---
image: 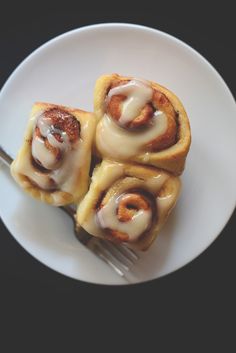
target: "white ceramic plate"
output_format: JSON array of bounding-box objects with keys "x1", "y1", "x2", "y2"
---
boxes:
[{"x1": 0, "y1": 23, "x2": 236, "y2": 285}]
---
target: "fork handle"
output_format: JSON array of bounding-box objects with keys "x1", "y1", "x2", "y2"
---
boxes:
[
  {"x1": 60, "y1": 205, "x2": 76, "y2": 218},
  {"x1": 0, "y1": 146, "x2": 13, "y2": 167}
]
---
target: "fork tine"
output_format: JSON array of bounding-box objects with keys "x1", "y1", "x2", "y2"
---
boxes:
[
  {"x1": 92, "y1": 243, "x2": 127, "y2": 279},
  {"x1": 75, "y1": 227, "x2": 139, "y2": 271},
  {"x1": 100, "y1": 240, "x2": 130, "y2": 270},
  {"x1": 116, "y1": 243, "x2": 139, "y2": 261},
  {"x1": 98, "y1": 240, "x2": 130, "y2": 271},
  {"x1": 100, "y1": 239, "x2": 135, "y2": 267}
]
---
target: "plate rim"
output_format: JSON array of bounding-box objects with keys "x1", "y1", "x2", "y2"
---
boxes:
[{"x1": 1, "y1": 22, "x2": 235, "y2": 106}]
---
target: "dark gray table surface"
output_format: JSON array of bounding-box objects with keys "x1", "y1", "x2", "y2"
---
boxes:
[{"x1": 0, "y1": 3, "x2": 235, "y2": 319}]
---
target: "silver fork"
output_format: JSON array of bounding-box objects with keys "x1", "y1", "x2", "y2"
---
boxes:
[{"x1": 0, "y1": 146, "x2": 138, "y2": 282}]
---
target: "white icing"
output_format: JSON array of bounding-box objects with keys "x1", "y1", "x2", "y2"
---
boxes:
[
  {"x1": 37, "y1": 115, "x2": 51, "y2": 136},
  {"x1": 32, "y1": 113, "x2": 71, "y2": 170},
  {"x1": 32, "y1": 135, "x2": 58, "y2": 170},
  {"x1": 145, "y1": 174, "x2": 169, "y2": 194},
  {"x1": 38, "y1": 115, "x2": 69, "y2": 148},
  {"x1": 157, "y1": 194, "x2": 176, "y2": 216},
  {"x1": 96, "y1": 111, "x2": 167, "y2": 159},
  {"x1": 22, "y1": 139, "x2": 83, "y2": 191},
  {"x1": 47, "y1": 131, "x2": 68, "y2": 150},
  {"x1": 82, "y1": 216, "x2": 105, "y2": 239},
  {"x1": 27, "y1": 170, "x2": 54, "y2": 190},
  {"x1": 108, "y1": 79, "x2": 153, "y2": 125},
  {"x1": 97, "y1": 195, "x2": 152, "y2": 242},
  {"x1": 51, "y1": 140, "x2": 81, "y2": 188},
  {"x1": 93, "y1": 162, "x2": 124, "y2": 187}
]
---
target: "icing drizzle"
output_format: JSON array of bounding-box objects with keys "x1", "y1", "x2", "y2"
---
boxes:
[{"x1": 108, "y1": 79, "x2": 153, "y2": 125}]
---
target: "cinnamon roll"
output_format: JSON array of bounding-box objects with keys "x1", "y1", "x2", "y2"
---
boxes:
[
  {"x1": 11, "y1": 102, "x2": 96, "y2": 206},
  {"x1": 77, "y1": 160, "x2": 181, "y2": 250},
  {"x1": 94, "y1": 74, "x2": 191, "y2": 175}
]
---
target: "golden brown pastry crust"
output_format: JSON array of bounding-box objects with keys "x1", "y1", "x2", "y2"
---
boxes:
[
  {"x1": 94, "y1": 73, "x2": 191, "y2": 175},
  {"x1": 10, "y1": 102, "x2": 96, "y2": 206},
  {"x1": 76, "y1": 160, "x2": 181, "y2": 250}
]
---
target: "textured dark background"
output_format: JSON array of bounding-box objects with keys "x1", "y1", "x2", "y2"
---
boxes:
[{"x1": 0, "y1": 1, "x2": 235, "y2": 345}]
